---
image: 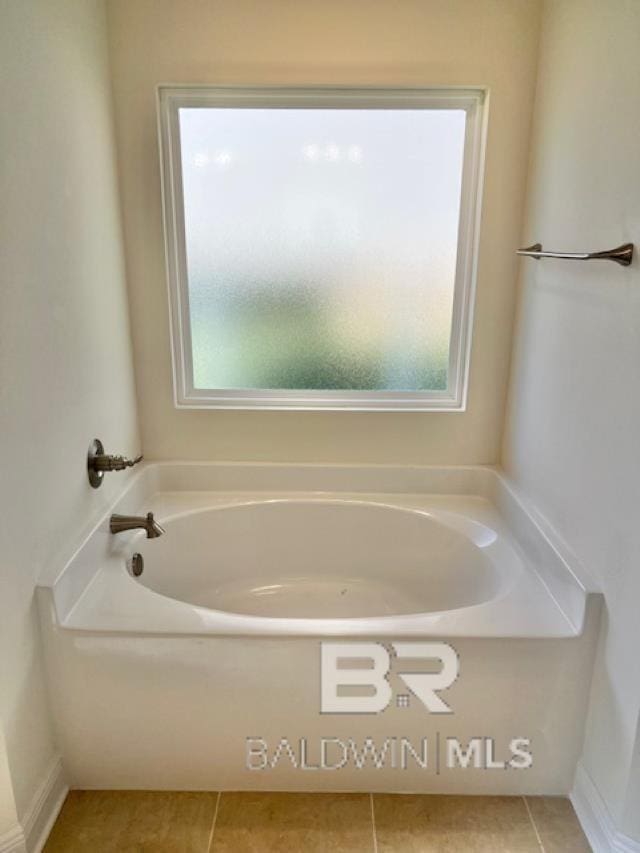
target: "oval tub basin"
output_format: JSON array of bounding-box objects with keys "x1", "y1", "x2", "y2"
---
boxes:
[{"x1": 136, "y1": 500, "x2": 505, "y2": 619}]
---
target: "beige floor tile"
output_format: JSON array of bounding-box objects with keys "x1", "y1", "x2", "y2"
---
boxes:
[
  {"x1": 43, "y1": 790, "x2": 218, "y2": 853},
  {"x1": 210, "y1": 792, "x2": 374, "y2": 852},
  {"x1": 526, "y1": 796, "x2": 591, "y2": 852},
  {"x1": 373, "y1": 794, "x2": 542, "y2": 852}
]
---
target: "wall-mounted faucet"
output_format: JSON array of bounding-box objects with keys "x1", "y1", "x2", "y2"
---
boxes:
[
  {"x1": 88, "y1": 438, "x2": 143, "y2": 488},
  {"x1": 110, "y1": 512, "x2": 165, "y2": 539}
]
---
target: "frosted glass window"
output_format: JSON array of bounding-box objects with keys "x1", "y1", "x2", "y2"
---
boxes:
[{"x1": 159, "y1": 89, "x2": 485, "y2": 410}]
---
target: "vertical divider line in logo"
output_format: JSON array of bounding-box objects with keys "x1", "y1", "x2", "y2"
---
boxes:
[{"x1": 436, "y1": 732, "x2": 441, "y2": 775}]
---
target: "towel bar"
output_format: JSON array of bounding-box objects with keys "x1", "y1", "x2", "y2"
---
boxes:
[{"x1": 517, "y1": 242, "x2": 633, "y2": 266}]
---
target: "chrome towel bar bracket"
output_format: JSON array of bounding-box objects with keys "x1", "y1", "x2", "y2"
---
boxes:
[{"x1": 517, "y1": 242, "x2": 634, "y2": 266}]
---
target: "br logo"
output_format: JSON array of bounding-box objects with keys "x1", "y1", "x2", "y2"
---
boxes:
[{"x1": 321, "y1": 642, "x2": 460, "y2": 714}]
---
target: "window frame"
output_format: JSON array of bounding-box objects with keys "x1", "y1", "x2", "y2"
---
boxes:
[{"x1": 157, "y1": 86, "x2": 487, "y2": 411}]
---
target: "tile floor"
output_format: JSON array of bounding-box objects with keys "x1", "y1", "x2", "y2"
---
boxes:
[{"x1": 44, "y1": 791, "x2": 591, "y2": 852}]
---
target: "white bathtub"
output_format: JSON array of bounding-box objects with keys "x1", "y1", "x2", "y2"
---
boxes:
[
  {"x1": 136, "y1": 498, "x2": 509, "y2": 620},
  {"x1": 37, "y1": 463, "x2": 601, "y2": 794}
]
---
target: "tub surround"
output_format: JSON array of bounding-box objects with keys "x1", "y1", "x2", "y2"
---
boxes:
[
  {"x1": 38, "y1": 462, "x2": 596, "y2": 639},
  {"x1": 37, "y1": 463, "x2": 600, "y2": 795},
  {"x1": 41, "y1": 464, "x2": 590, "y2": 639}
]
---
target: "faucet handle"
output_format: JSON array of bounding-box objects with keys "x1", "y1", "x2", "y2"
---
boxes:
[
  {"x1": 88, "y1": 439, "x2": 143, "y2": 488},
  {"x1": 93, "y1": 454, "x2": 143, "y2": 472}
]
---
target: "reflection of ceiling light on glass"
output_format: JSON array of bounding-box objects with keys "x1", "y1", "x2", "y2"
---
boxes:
[
  {"x1": 302, "y1": 144, "x2": 363, "y2": 163},
  {"x1": 214, "y1": 150, "x2": 232, "y2": 168},
  {"x1": 193, "y1": 152, "x2": 209, "y2": 168}
]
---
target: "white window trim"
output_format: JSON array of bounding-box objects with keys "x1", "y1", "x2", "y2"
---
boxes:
[{"x1": 157, "y1": 86, "x2": 488, "y2": 412}]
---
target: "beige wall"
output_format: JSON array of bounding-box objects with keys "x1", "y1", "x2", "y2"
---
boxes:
[
  {"x1": 0, "y1": 0, "x2": 139, "y2": 825},
  {"x1": 503, "y1": 0, "x2": 640, "y2": 840},
  {"x1": 107, "y1": 0, "x2": 541, "y2": 464}
]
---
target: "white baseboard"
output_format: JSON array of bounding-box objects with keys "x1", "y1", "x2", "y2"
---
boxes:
[
  {"x1": 0, "y1": 757, "x2": 68, "y2": 853},
  {"x1": 0, "y1": 826, "x2": 26, "y2": 853},
  {"x1": 572, "y1": 762, "x2": 640, "y2": 853},
  {"x1": 4, "y1": 756, "x2": 639, "y2": 853},
  {"x1": 23, "y1": 756, "x2": 68, "y2": 852}
]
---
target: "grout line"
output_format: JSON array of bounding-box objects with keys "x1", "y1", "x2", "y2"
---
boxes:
[
  {"x1": 370, "y1": 793, "x2": 378, "y2": 853},
  {"x1": 206, "y1": 791, "x2": 221, "y2": 853},
  {"x1": 523, "y1": 796, "x2": 545, "y2": 853}
]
